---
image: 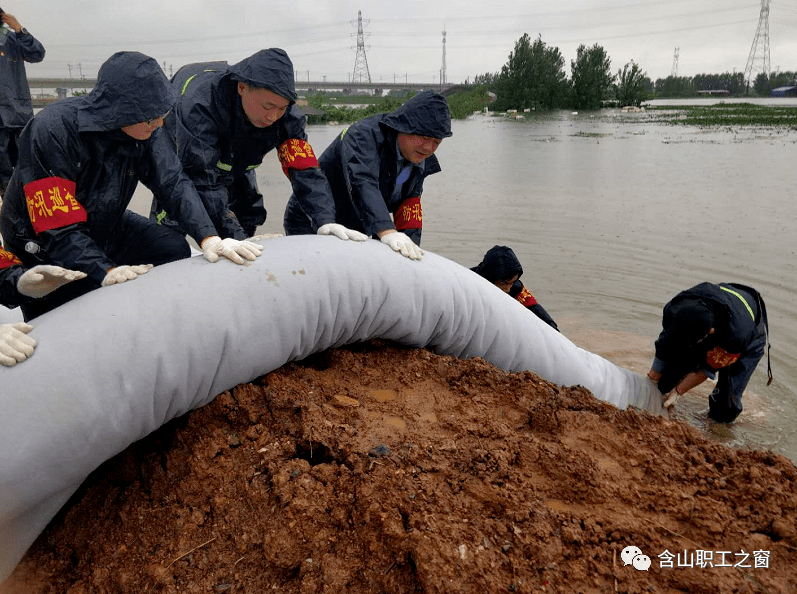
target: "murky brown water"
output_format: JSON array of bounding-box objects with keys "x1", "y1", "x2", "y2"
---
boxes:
[{"x1": 130, "y1": 105, "x2": 797, "y2": 461}]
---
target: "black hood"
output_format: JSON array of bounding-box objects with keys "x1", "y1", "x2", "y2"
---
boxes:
[
  {"x1": 227, "y1": 48, "x2": 296, "y2": 103},
  {"x1": 77, "y1": 51, "x2": 176, "y2": 132},
  {"x1": 381, "y1": 91, "x2": 452, "y2": 138},
  {"x1": 656, "y1": 297, "x2": 716, "y2": 362},
  {"x1": 472, "y1": 246, "x2": 523, "y2": 283}
]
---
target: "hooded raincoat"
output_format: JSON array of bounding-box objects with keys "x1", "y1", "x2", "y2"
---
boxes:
[
  {"x1": 0, "y1": 23, "x2": 45, "y2": 189},
  {"x1": 472, "y1": 245, "x2": 559, "y2": 331},
  {"x1": 652, "y1": 282, "x2": 771, "y2": 422},
  {"x1": 0, "y1": 51, "x2": 218, "y2": 320},
  {"x1": 283, "y1": 91, "x2": 452, "y2": 246},
  {"x1": 150, "y1": 48, "x2": 335, "y2": 240}
]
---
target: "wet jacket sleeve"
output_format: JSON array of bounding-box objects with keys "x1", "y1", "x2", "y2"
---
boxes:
[
  {"x1": 338, "y1": 125, "x2": 394, "y2": 237},
  {"x1": 139, "y1": 131, "x2": 218, "y2": 245},
  {"x1": 530, "y1": 304, "x2": 559, "y2": 331},
  {"x1": 277, "y1": 106, "x2": 336, "y2": 228},
  {"x1": 16, "y1": 119, "x2": 118, "y2": 284},
  {"x1": 513, "y1": 281, "x2": 559, "y2": 331},
  {"x1": 7, "y1": 29, "x2": 45, "y2": 63},
  {"x1": 0, "y1": 264, "x2": 26, "y2": 309},
  {"x1": 174, "y1": 102, "x2": 247, "y2": 240}
]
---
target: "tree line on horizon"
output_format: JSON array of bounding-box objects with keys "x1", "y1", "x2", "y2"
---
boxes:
[{"x1": 467, "y1": 33, "x2": 796, "y2": 112}]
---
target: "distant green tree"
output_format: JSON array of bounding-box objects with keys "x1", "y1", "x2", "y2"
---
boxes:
[
  {"x1": 768, "y1": 70, "x2": 797, "y2": 89},
  {"x1": 614, "y1": 61, "x2": 648, "y2": 107},
  {"x1": 753, "y1": 72, "x2": 771, "y2": 96},
  {"x1": 445, "y1": 86, "x2": 492, "y2": 119},
  {"x1": 654, "y1": 75, "x2": 695, "y2": 97},
  {"x1": 493, "y1": 33, "x2": 568, "y2": 110},
  {"x1": 570, "y1": 43, "x2": 614, "y2": 109},
  {"x1": 473, "y1": 72, "x2": 498, "y2": 86}
]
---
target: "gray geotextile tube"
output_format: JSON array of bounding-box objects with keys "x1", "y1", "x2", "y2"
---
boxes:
[{"x1": 0, "y1": 236, "x2": 664, "y2": 581}]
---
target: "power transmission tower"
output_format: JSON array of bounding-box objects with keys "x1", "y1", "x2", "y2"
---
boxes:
[
  {"x1": 439, "y1": 27, "x2": 447, "y2": 86},
  {"x1": 671, "y1": 47, "x2": 679, "y2": 77},
  {"x1": 744, "y1": 0, "x2": 770, "y2": 89},
  {"x1": 351, "y1": 10, "x2": 371, "y2": 84}
]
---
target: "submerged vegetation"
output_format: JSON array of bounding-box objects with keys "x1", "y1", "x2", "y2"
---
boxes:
[{"x1": 643, "y1": 103, "x2": 797, "y2": 128}]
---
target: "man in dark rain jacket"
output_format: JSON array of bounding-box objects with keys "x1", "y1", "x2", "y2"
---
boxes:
[
  {"x1": 150, "y1": 48, "x2": 365, "y2": 243},
  {"x1": 1, "y1": 51, "x2": 263, "y2": 321},
  {"x1": 0, "y1": 8, "x2": 45, "y2": 194},
  {"x1": 283, "y1": 91, "x2": 452, "y2": 261},
  {"x1": 646, "y1": 282, "x2": 772, "y2": 423},
  {"x1": 471, "y1": 245, "x2": 559, "y2": 331},
  {"x1": 0, "y1": 244, "x2": 86, "y2": 366}
]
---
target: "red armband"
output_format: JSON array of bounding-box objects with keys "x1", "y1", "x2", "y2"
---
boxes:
[
  {"x1": 277, "y1": 139, "x2": 319, "y2": 179},
  {"x1": 706, "y1": 346, "x2": 740, "y2": 369},
  {"x1": 24, "y1": 176, "x2": 87, "y2": 234},
  {"x1": 0, "y1": 247, "x2": 22, "y2": 270},
  {"x1": 515, "y1": 285, "x2": 539, "y2": 307},
  {"x1": 393, "y1": 196, "x2": 422, "y2": 231}
]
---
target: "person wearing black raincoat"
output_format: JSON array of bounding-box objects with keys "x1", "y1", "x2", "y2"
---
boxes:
[
  {"x1": 0, "y1": 51, "x2": 263, "y2": 321},
  {"x1": 283, "y1": 90, "x2": 452, "y2": 260},
  {"x1": 150, "y1": 48, "x2": 365, "y2": 244},
  {"x1": 0, "y1": 8, "x2": 45, "y2": 194},
  {"x1": 0, "y1": 244, "x2": 86, "y2": 366},
  {"x1": 646, "y1": 282, "x2": 772, "y2": 423},
  {"x1": 471, "y1": 245, "x2": 559, "y2": 331}
]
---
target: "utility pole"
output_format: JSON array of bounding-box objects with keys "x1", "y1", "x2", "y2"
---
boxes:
[
  {"x1": 351, "y1": 10, "x2": 371, "y2": 84},
  {"x1": 440, "y1": 27, "x2": 447, "y2": 87},
  {"x1": 67, "y1": 64, "x2": 73, "y2": 79},
  {"x1": 744, "y1": 0, "x2": 771, "y2": 91},
  {"x1": 671, "y1": 47, "x2": 679, "y2": 77}
]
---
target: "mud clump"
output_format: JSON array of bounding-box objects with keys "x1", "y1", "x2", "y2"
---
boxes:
[{"x1": 4, "y1": 340, "x2": 796, "y2": 593}]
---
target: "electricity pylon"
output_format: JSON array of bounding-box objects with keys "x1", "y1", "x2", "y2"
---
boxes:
[
  {"x1": 351, "y1": 10, "x2": 371, "y2": 84},
  {"x1": 743, "y1": 0, "x2": 771, "y2": 90},
  {"x1": 671, "y1": 47, "x2": 679, "y2": 77}
]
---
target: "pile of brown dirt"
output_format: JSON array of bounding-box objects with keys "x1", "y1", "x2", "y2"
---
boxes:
[{"x1": 3, "y1": 340, "x2": 796, "y2": 593}]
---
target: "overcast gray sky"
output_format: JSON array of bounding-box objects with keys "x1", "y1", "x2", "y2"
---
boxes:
[{"x1": 12, "y1": 0, "x2": 797, "y2": 84}]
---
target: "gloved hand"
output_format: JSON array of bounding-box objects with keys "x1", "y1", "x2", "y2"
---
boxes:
[
  {"x1": 380, "y1": 231, "x2": 424, "y2": 260},
  {"x1": 17, "y1": 265, "x2": 88, "y2": 298},
  {"x1": 662, "y1": 389, "x2": 682, "y2": 409},
  {"x1": 317, "y1": 223, "x2": 368, "y2": 242},
  {"x1": 201, "y1": 236, "x2": 263, "y2": 264},
  {"x1": 101, "y1": 264, "x2": 154, "y2": 287},
  {"x1": 0, "y1": 322, "x2": 36, "y2": 367}
]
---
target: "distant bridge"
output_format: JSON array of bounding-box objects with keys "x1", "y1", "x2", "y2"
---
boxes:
[{"x1": 28, "y1": 78, "x2": 457, "y2": 94}]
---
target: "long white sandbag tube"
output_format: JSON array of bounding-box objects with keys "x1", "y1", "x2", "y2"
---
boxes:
[{"x1": 0, "y1": 236, "x2": 664, "y2": 581}]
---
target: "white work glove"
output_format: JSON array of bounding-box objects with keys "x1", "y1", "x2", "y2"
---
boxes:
[
  {"x1": 101, "y1": 264, "x2": 153, "y2": 287},
  {"x1": 0, "y1": 322, "x2": 36, "y2": 367},
  {"x1": 317, "y1": 223, "x2": 368, "y2": 242},
  {"x1": 662, "y1": 389, "x2": 682, "y2": 409},
  {"x1": 201, "y1": 236, "x2": 263, "y2": 264},
  {"x1": 17, "y1": 265, "x2": 88, "y2": 298},
  {"x1": 380, "y1": 231, "x2": 424, "y2": 260}
]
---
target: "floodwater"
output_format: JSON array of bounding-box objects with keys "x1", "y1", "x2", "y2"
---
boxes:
[{"x1": 129, "y1": 102, "x2": 797, "y2": 463}]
